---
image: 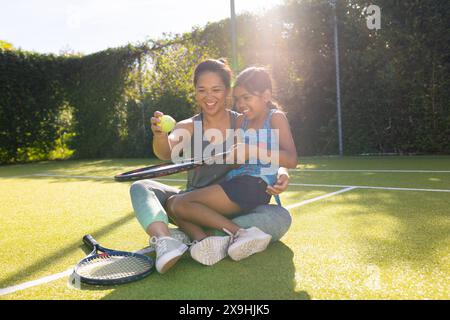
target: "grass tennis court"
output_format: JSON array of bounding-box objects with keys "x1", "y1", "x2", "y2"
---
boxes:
[{"x1": 1, "y1": 156, "x2": 449, "y2": 300}]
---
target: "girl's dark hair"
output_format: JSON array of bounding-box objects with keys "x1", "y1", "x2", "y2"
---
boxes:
[
  {"x1": 193, "y1": 58, "x2": 233, "y2": 89},
  {"x1": 235, "y1": 66, "x2": 282, "y2": 110}
]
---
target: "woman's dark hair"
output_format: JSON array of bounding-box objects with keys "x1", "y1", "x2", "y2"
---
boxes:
[
  {"x1": 193, "y1": 58, "x2": 233, "y2": 89},
  {"x1": 234, "y1": 66, "x2": 282, "y2": 110}
]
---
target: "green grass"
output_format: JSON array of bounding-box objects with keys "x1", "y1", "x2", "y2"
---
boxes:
[{"x1": 0, "y1": 156, "x2": 449, "y2": 300}]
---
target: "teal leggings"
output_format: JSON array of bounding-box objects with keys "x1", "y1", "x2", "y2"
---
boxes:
[{"x1": 130, "y1": 179, "x2": 292, "y2": 242}]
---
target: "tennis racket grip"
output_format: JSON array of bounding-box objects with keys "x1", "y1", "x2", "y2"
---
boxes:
[{"x1": 83, "y1": 234, "x2": 99, "y2": 250}]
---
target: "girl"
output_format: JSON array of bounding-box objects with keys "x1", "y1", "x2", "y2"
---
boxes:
[{"x1": 167, "y1": 66, "x2": 298, "y2": 265}]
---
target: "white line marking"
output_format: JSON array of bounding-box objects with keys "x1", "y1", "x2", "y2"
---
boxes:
[
  {"x1": 153, "y1": 178, "x2": 186, "y2": 182},
  {"x1": 286, "y1": 187, "x2": 357, "y2": 210},
  {"x1": 290, "y1": 183, "x2": 450, "y2": 193},
  {"x1": 0, "y1": 269, "x2": 73, "y2": 296},
  {"x1": 0, "y1": 246, "x2": 155, "y2": 297},
  {"x1": 28, "y1": 173, "x2": 187, "y2": 182},
  {"x1": 4, "y1": 173, "x2": 450, "y2": 193},
  {"x1": 292, "y1": 169, "x2": 450, "y2": 173},
  {"x1": 16, "y1": 174, "x2": 450, "y2": 192},
  {"x1": 32, "y1": 173, "x2": 111, "y2": 180}
]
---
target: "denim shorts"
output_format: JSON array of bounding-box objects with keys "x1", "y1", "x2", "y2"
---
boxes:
[{"x1": 219, "y1": 175, "x2": 272, "y2": 212}]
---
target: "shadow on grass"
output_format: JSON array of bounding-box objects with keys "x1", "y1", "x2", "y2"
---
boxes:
[
  {"x1": 0, "y1": 213, "x2": 136, "y2": 289},
  {"x1": 97, "y1": 241, "x2": 310, "y2": 300},
  {"x1": 0, "y1": 158, "x2": 158, "y2": 179},
  {"x1": 0, "y1": 158, "x2": 189, "y2": 186}
]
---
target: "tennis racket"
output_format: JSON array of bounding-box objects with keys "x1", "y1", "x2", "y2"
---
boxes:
[
  {"x1": 72, "y1": 234, "x2": 154, "y2": 286},
  {"x1": 114, "y1": 151, "x2": 232, "y2": 182}
]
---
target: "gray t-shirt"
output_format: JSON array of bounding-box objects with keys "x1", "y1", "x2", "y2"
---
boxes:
[{"x1": 186, "y1": 110, "x2": 239, "y2": 191}]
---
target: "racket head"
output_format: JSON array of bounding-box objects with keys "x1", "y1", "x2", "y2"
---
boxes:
[{"x1": 74, "y1": 235, "x2": 154, "y2": 285}]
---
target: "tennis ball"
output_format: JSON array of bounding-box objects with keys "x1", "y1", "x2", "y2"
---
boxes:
[{"x1": 159, "y1": 115, "x2": 176, "y2": 133}]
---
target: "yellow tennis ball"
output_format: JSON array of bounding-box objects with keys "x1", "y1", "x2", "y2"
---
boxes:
[{"x1": 159, "y1": 115, "x2": 176, "y2": 133}]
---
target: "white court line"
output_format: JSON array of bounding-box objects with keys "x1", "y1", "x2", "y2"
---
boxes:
[
  {"x1": 0, "y1": 186, "x2": 353, "y2": 297},
  {"x1": 5, "y1": 173, "x2": 450, "y2": 193},
  {"x1": 292, "y1": 169, "x2": 450, "y2": 173},
  {"x1": 0, "y1": 246, "x2": 155, "y2": 297},
  {"x1": 20, "y1": 174, "x2": 450, "y2": 193},
  {"x1": 32, "y1": 173, "x2": 111, "y2": 180},
  {"x1": 286, "y1": 187, "x2": 357, "y2": 210},
  {"x1": 290, "y1": 183, "x2": 450, "y2": 193},
  {"x1": 29, "y1": 173, "x2": 187, "y2": 182},
  {"x1": 0, "y1": 269, "x2": 73, "y2": 297}
]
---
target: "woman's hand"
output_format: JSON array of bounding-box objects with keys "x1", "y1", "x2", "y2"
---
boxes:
[
  {"x1": 150, "y1": 111, "x2": 166, "y2": 136},
  {"x1": 266, "y1": 173, "x2": 289, "y2": 195}
]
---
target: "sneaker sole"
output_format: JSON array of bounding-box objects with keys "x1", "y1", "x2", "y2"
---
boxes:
[
  {"x1": 190, "y1": 237, "x2": 230, "y2": 266},
  {"x1": 228, "y1": 235, "x2": 272, "y2": 261},
  {"x1": 156, "y1": 244, "x2": 188, "y2": 274}
]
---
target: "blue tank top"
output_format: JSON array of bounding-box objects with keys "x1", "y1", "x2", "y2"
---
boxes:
[{"x1": 225, "y1": 109, "x2": 281, "y2": 205}]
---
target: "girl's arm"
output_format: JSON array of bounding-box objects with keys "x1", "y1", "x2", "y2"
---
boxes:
[
  {"x1": 228, "y1": 111, "x2": 298, "y2": 169},
  {"x1": 266, "y1": 167, "x2": 290, "y2": 195},
  {"x1": 268, "y1": 111, "x2": 298, "y2": 168}
]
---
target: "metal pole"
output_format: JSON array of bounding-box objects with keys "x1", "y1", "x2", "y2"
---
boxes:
[
  {"x1": 332, "y1": 0, "x2": 343, "y2": 156},
  {"x1": 138, "y1": 54, "x2": 146, "y2": 140},
  {"x1": 230, "y1": 0, "x2": 238, "y2": 72}
]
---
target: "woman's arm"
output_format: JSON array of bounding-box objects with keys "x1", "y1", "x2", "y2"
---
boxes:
[{"x1": 151, "y1": 111, "x2": 171, "y2": 160}]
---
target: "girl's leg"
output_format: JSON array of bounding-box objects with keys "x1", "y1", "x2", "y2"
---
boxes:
[
  {"x1": 168, "y1": 185, "x2": 243, "y2": 234},
  {"x1": 166, "y1": 201, "x2": 209, "y2": 242},
  {"x1": 168, "y1": 185, "x2": 273, "y2": 265},
  {"x1": 167, "y1": 186, "x2": 241, "y2": 266}
]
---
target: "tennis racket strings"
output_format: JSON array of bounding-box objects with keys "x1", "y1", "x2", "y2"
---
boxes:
[{"x1": 76, "y1": 254, "x2": 152, "y2": 281}]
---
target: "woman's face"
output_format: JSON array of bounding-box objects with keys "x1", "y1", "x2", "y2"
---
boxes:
[
  {"x1": 195, "y1": 71, "x2": 229, "y2": 116},
  {"x1": 233, "y1": 86, "x2": 270, "y2": 120}
]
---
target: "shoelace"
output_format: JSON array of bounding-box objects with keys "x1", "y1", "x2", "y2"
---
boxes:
[
  {"x1": 222, "y1": 228, "x2": 244, "y2": 246},
  {"x1": 155, "y1": 238, "x2": 168, "y2": 256},
  {"x1": 189, "y1": 239, "x2": 199, "y2": 247}
]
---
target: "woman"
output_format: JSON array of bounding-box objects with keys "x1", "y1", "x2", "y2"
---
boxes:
[{"x1": 130, "y1": 59, "x2": 293, "y2": 274}]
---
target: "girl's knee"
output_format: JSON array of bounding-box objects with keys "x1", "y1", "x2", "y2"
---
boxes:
[
  {"x1": 166, "y1": 195, "x2": 180, "y2": 216},
  {"x1": 167, "y1": 194, "x2": 189, "y2": 219}
]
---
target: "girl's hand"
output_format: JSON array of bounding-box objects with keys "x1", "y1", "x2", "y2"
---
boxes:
[
  {"x1": 150, "y1": 111, "x2": 166, "y2": 136},
  {"x1": 266, "y1": 174, "x2": 289, "y2": 195},
  {"x1": 226, "y1": 143, "x2": 245, "y2": 164}
]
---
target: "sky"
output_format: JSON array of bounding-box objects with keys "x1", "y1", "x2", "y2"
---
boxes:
[{"x1": 1, "y1": 0, "x2": 283, "y2": 55}]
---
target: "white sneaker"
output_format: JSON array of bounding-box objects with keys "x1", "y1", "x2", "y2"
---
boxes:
[
  {"x1": 226, "y1": 227, "x2": 272, "y2": 261},
  {"x1": 190, "y1": 236, "x2": 231, "y2": 266},
  {"x1": 155, "y1": 236, "x2": 188, "y2": 273},
  {"x1": 149, "y1": 228, "x2": 191, "y2": 249}
]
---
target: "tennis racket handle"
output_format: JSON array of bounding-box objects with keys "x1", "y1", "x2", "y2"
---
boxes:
[{"x1": 83, "y1": 234, "x2": 99, "y2": 249}]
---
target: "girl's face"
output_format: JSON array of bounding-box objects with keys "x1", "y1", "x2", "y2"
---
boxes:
[
  {"x1": 195, "y1": 71, "x2": 229, "y2": 116},
  {"x1": 233, "y1": 86, "x2": 271, "y2": 120}
]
